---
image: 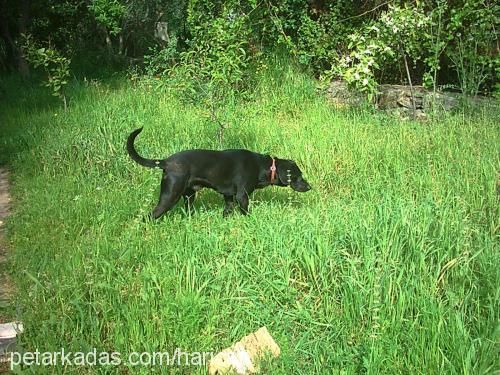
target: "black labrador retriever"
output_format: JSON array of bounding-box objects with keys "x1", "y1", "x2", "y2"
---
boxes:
[{"x1": 127, "y1": 127, "x2": 311, "y2": 218}]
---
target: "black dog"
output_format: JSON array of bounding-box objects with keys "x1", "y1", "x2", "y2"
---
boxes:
[{"x1": 127, "y1": 127, "x2": 311, "y2": 218}]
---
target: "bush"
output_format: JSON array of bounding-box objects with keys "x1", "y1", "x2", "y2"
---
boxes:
[{"x1": 22, "y1": 34, "x2": 71, "y2": 110}]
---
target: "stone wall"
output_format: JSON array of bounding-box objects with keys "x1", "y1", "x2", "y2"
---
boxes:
[{"x1": 325, "y1": 80, "x2": 495, "y2": 120}]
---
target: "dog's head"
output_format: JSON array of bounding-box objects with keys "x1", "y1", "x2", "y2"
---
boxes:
[{"x1": 275, "y1": 159, "x2": 311, "y2": 192}]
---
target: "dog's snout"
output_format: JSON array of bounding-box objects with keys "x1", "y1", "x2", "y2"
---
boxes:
[
  {"x1": 292, "y1": 179, "x2": 312, "y2": 192},
  {"x1": 301, "y1": 181, "x2": 312, "y2": 192}
]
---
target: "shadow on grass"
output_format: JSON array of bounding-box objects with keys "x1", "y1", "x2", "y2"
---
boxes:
[{"x1": 0, "y1": 74, "x2": 62, "y2": 166}]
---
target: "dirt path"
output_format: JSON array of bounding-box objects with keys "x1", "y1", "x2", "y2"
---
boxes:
[
  {"x1": 0, "y1": 168, "x2": 15, "y2": 370},
  {"x1": 0, "y1": 168, "x2": 13, "y2": 306}
]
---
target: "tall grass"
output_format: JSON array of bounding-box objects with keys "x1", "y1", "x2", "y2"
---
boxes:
[{"x1": 0, "y1": 62, "x2": 499, "y2": 374}]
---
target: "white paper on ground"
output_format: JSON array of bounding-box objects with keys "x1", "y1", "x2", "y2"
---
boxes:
[{"x1": 0, "y1": 322, "x2": 23, "y2": 339}]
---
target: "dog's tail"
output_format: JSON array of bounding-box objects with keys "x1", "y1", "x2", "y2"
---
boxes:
[{"x1": 127, "y1": 127, "x2": 163, "y2": 169}]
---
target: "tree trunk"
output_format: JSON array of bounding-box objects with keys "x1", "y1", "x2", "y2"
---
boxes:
[
  {"x1": 401, "y1": 46, "x2": 416, "y2": 119},
  {"x1": 118, "y1": 34, "x2": 123, "y2": 55},
  {"x1": 100, "y1": 25, "x2": 113, "y2": 55},
  {"x1": 17, "y1": 0, "x2": 30, "y2": 77},
  {"x1": 0, "y1": 0, "x2": 29, "y2": 77}
]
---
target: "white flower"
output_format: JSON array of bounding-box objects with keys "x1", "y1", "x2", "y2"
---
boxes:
[
  {"x1": 363, "y1": 67, "x2": 370, "y2": 74},
  {"x1": 392, "y1": 26, "x2": 399, "y2": 33},
  {"x1": 354, "y1": 73, "x2": 360, "y2": 80},
  {"x1": 345, "y1": 56, "x2": 351, "y2": 63},
  {"x1": 368, "y1": 59, "x2": 374, "y2": 66},
  {"x1": 363, "y1": 79, "x2": 369, "y2": 86}
]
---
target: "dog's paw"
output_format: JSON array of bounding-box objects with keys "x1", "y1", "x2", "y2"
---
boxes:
[{"x1": 141, "y1": 214, "x2": 154, "y2": 223}]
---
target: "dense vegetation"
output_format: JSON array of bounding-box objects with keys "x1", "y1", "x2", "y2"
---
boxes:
[
  {"x1": 1, "y1": 1, "x2": 499, "y2": 374},
  {"x1": 1, "y1": 0, "x2": 499, "y2": 101}
]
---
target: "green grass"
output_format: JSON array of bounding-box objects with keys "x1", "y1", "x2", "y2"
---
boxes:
[{"x1": 1, "y1": 62, "x2": 499, "y2": 374}]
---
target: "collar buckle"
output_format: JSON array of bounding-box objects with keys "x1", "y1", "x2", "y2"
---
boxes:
[{"x1": 270, "y1": 158, "x2": 276, "y2": 184}]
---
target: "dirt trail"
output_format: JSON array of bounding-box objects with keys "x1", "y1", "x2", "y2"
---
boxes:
[
  {"x1": 0, "y1": 168, "x2": 15, "y2": 370},
  {"x1": 0, "y1": 168, "x2": 13, "y2": 305}
]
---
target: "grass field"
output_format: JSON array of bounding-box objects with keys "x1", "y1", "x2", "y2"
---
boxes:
[{"x1": 1, "y1": 62, "x2": 499, "y2": 374}]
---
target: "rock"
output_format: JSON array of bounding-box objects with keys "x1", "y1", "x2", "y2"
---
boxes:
[
  {"x1": 377, "y1": 84, "x2": 426, "y2": 110},
  {"x1": 325, "y1": 81, "x2": 367, "y2": 107},
  {"x1": 423, "y1": 92, "x2": 460, "y2": 111},
  {"x1": 323, "y1": 80, "x2": 495, "y2": 119}
]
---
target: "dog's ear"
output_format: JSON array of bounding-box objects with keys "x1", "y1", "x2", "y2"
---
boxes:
[{"x1": 276, "y1": 159, "x2": 295, "y2": 185}]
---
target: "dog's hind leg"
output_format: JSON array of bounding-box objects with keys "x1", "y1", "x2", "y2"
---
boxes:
[
  {"x1": 223, "y1": 195, "x2": 235, "y2": 217},
  {"x1": 235, "y1": 190, "x2": 250, "y2": 215},
  {"x1": 150, "y1": 174, "x2": 185, "y2": 219},
  {"x1": 183, "y1": 188, "x2": 196, "y2": 215}
]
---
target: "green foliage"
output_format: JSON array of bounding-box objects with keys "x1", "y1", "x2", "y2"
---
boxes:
[
  {"x1": 132, "y1": 0, "x2": 500, "y2": 101},
  {"x1": 182, "y1": 2, "x2": 253, "y2": 90},
  {"x1": 445, "y1": 0, "x2": 499, "y2": 96},
  {"x1": 381, "y1": 5, "x2": 430, "y2": 58},
  {"x1": 24, "y1": 0, "x2": 88, "y2": 50},
  {"x1": 292, "y1": 2, "x2": 353, "y2": 73},
  {"x1": 422, "y1": 0, "x2": 449, "y2": 91},
  {"x1": 143, "y1": 37, "x2": 179, "y2": 76},
  {"x1": 324, "y1": 5, "x2": 430, "y2": 99},
  {"x1": 2, "y1": 0, "x2": 499, "y2": 99},
  {"x1": 88, "y1": 0, "x2": 127, "y2": 36},
  {"x1": 156, "y1": 1, "x2": 258, "y2": 145},
  {"x1": 22, "y1": 34, "x2": 71, "y2": 109},
  {"x1": 323, "y1": 25, "x2": 394, "y2": 100},
  {"x1": 319, "y1": 1, "x2": 499, "y2": 98}
]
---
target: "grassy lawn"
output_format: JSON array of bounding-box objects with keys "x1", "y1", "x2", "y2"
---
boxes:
[{"x1": 1, "y1": 64, "x2": 498, "y2": 374}]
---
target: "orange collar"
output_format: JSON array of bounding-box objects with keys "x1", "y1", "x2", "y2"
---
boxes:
[{"x1": 270, "y1": 158, "x2": 276, "y2": 184}]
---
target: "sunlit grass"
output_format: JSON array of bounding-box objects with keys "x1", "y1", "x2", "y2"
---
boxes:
[{"x1": 0, "y1": 64, "x2": 498, "y2": 374}]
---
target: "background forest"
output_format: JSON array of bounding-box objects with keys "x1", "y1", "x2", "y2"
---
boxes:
[{"x1": 1, "y1": 0, "x2": 498, "y2": 101}]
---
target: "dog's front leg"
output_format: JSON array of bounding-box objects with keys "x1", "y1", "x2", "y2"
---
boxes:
[
  {"x1": 235, "y1": 191, "x2": 249, "y2": 215},
  {"x1": 223, "y1": 195, "x2": 235, "y2": 217}
]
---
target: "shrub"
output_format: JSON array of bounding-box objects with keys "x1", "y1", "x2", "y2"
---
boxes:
[{"x1": 22, "y1": 34, "x2": 71, "y2": 110}]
